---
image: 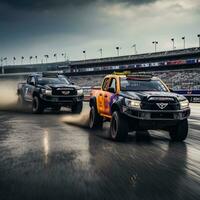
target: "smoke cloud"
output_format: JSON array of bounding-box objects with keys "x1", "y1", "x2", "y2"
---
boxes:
[{"x1": 0, "y1": 80, "x2": 20, "y2": 110}]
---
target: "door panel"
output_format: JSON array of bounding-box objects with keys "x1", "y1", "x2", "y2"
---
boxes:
[
  {"x1": 98, "y1": 77, "x2": 110, "y2": 114},
  {"x1": 24, "y1": 76, "x2": 36, "y2": 102},
  {"x1": 103, "y1": 78, "x2": 117, "y2": 116},
  {"x1": 103, "y1": 92, "x2": 113, "y2": 115},
  {"x1": 23, "y1": 84, "x2": 34, "y2": 101},
  {"x1": 97, "y1": 91, "x2": 104, "y2": 113}
]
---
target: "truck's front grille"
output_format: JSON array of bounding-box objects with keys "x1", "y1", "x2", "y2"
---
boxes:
[
  {"x1": 52, "y1": 88, "x2": 77, "y2": 96},
  {"x1": 141, "y1": 101, "x2": 179, "y2": 110}
]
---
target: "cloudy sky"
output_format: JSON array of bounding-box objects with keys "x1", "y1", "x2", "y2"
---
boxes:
[{"x1": 0, "y1": 0, "x2": 200, "y2": 64}]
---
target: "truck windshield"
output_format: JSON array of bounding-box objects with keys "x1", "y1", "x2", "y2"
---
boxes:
[
  {"x1": 37, "y1": 78, "x2": 69, "y2": 85},
  {"x1": 120, "y1": 78, "x2": 168, "y2": 92}
]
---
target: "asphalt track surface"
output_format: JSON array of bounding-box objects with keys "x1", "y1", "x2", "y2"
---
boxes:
[{"x1": 0, "y1": 103, "x2": 200, "y2": 200}]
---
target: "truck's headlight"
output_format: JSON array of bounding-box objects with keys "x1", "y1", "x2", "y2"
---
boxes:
[
  {"x1": 125, "y1": 99, "x2": 141, "y2": 109},
  {"x1": 42, "y1": 89, "x2": 52, "y2": 96},
  {"x1": 77, "y1": 89, "x2": 83, "y2": 96},
  {"x1": 180, "y1": 99, "x2": 189, "y2": 109}
]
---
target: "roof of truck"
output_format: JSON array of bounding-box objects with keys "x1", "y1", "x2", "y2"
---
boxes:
[{"x1": 105, "y1": 72, "x2": 159, "y2": 81}]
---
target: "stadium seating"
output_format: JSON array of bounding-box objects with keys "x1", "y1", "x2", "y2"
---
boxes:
[
  {"x1": 154, "y1": 70, "x2": 200, "y2": 90},
  {"x1": 70, "y1": 70, "x2": 200, "y2": 90}
]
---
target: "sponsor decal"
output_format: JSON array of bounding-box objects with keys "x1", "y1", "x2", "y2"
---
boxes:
[
  {"x1": 61, "y1": 91, "x2": 70, "y2": 95},
  {"x1": 156, "y1": 103, "x2": 168, "y2": 109}
]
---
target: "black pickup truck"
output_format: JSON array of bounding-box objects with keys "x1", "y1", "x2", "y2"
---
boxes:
[
  {"x1": 89, "y1": 73, "x2": 190, "y2": 142},
  {"x1": 17, "y1": 73, "x2": 84, "y2": 113}
]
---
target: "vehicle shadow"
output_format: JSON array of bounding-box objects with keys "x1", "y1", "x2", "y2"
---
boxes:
[{"x1": 85, "y1": 121, "x2": 170, "y2": 143}]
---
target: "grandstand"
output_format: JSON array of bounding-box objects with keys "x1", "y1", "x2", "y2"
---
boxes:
[
  {"x1": 68, "y1": 47, "x2": 200, "y2": 75},
  {"x1": 154, "y1": 70, "x2": 200, "y2": 90},
  {"x1": 0, "y1": 61, "x2": 69, "y2": 74},
  {"x1": 1, "y1": 47, "x2": 200, "y2": 95},
  {"x1": 70, "y1": 69, "x2": 200, "y2": 91},
  {"x1": 1, "y1": 47, "x2": 200, "y2": 75}
]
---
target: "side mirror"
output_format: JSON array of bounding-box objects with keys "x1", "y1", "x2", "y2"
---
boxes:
[
  {"x1": 108, "y1": 87, "x2": 115, "y2": 93},
  {"x1": 71, "y1": 82, "x2": 75, "y2": 85},
  {"x1": 169, "y1": 88, "x2": 174, "y2": 92}
]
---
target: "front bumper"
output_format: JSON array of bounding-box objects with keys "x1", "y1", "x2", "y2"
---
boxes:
[
  {"x1": 123, "y1": 106, "x2": 190, "y2": 121},
  {"x1": 40, "y1": 94, "x2": 84, "y2": 106}
]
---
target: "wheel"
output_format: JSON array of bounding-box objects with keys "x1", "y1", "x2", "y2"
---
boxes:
[
  {"x1": 52, "y1": 106, "x2": 61, "y2": 112},
  {"x1": 89, "y1": 106, "x2": 103, "y2": 129},
  {"x1": 169, "y1": 119, "x2": 188, "y2": 141},
  {"x1": 32, "y1": 96, "x2": 44, "y2": 114},
  {"x1": 71, "y1": 101, "x2": 83, "y2": 114},
  {"x1": 110, "y1": 111, "x2": 128, "y2": 141}
]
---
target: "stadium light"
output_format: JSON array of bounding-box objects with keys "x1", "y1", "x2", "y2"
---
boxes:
[
  {"x1": 3, "y1": 57, "x2": 8, "y2": 66},
  {"x1": 54, "y1": 53, "x2": 57, "y2": 62},
  {"x1": 171, "y1": 38, "x2": 175, "y2": 50},
  {"x1": 83, "y1": 50, "x2": 86, "y2": 60},
  {"x1": 182, "y1": 37, "x2": 185, "y2": 49},
  {"x1": 198, "y1": 34, "x2": 200, "y2": 47},
  {"x1": 131, "y1": 44, "x2": 137, "y2": 54},
  {"x1": 13, "y1": 57, "x2": 16, "y2": 65},
  {"x1": 44, "y1": 55, "x2": 49, "y2": 63},
  {"x1": 1, "y1": 57, "x2": 4, "y2": 74},
  {"x1": 0, "y1": 57, "x2": 3, "y2": 66},
  {"x1": 21, "y1": 56, "x2": 24, "y2": 64},
  {"x1": 62, "y1": 53, "x2": 66, "y2": 61},
  {"x1": 29, "y1": 56, "x2": 33, "y2": 64},
  {"x1": 35, "y1": 56, "x2": 38, "y2": 64},
  {"x1": 98, "y1": 48, "x2": 103, "y2": 58},
  {"x1": 152, "y1": 41, "x2": 158, "y2": 52},
  {"x1": 116, "y1": 46, "x2": 121, "y2": 56}
]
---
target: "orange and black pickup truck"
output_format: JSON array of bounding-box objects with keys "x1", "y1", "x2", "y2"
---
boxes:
[{"x1": 89, "y1": 72, "x2": 190, "y2": 142}]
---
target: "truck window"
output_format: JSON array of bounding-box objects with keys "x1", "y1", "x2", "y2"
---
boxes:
[
  {"x1": 109, "y1": 78, "x2": 117, "y2": 92},
  {"x1": 102, "y1": 78, "x2": 110, "y2": 91},
  {"x1": 120, "y1": 78, "x2": 168, "y2": 92},
  {"x1": 30, "y1": 77, "x2": 36, "y2": 85},
  {"x1": 27, "y1": 76, "x2": 36, "y2": 85},
  {"x1": 27, "y1": 76, "x2": 32, "y2": 84}
]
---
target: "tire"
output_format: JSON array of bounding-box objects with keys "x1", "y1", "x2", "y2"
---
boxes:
[
  {"x1": 32, "y1": 96, "x2": 44, "y2": 114},
  {"x1": 110, "y1": 111, "x2": 128, "y2": 141},
  {"x1": 169, "y1": 119, "x2": 188, "y2": 142},
  {"x1": 89, "y1": 106, "x2": 103, "y2": 129},
  {"x1": 71, "y1": 101, "x2": 83, "y2": 114}
]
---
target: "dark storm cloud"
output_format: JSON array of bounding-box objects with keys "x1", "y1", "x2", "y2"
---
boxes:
[
  {"x1": 0, "y1": 0, "x2": 160, "y2": 59},
  {"x1": 0, "y1": 0, "x2": 157, "y2": 10}
]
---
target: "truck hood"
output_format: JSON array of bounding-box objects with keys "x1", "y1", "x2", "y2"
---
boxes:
[
  {"x1": 43, "y1": 84, "x2": 80, "y2": 90},
  {"x1": 120, "y1": 91, "x2": 185, "y2": 101}
]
